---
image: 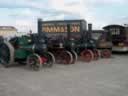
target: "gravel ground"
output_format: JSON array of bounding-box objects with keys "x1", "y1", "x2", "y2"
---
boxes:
[{"x1": 0, "y1": 54, "x2": 128, "y2": 96}]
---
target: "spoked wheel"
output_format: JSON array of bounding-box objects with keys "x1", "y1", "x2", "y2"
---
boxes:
[
  {"x1": 101, "y1": 49, "x2": 111, "y2": 58},
  {"x1": 26, "y1": 54, "x2": 42, "y2": 71},
  {"x1": 56, "y1": 51, "x2": 73, "y2": 64},
  {"x1": 70, "y1": 50, "x2": 78, "y2": 64},
  {"x1": 80, "y1": 49, "x2": 94, "y2": 62},
  {"x1": 0, "y1": 41, "x2": 14, "y2": 67},
  {"x1": 93, "y1": 49, "x2": 100, "y2": 60},
  {"x1": 42, "y1": 52, "x2": 55, "y2": 67}
]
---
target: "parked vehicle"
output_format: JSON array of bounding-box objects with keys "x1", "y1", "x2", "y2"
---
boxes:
[
  {"x1": 38, "y1": 19, "x2": 100, "y2": 63},
  {"x1": 103, "y1": 25, "x2": 128, "y2": 52},
  {"x1": 0, "y1": 34, "x2": 55, "y2": 71}
]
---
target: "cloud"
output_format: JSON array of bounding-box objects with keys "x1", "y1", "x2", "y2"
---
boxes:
[
  {"x1": 0, "y1": 0, "x2": 128, "y2": 32},
  {"x1": 15, "y1": 19, "x2": 33, "y2": 32}
]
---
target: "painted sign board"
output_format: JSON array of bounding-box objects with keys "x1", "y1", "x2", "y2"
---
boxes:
[{"x1": 38, "y1": 19, "x2": 87, "y2": 33}]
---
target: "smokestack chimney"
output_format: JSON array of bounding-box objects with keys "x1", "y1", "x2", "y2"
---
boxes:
[
  {"x1": 67, "y1": 24, "x2": 71, "y2": 40},
  {"x1": 38, "y1": 18, "x2": 42, "y2": 35},
  {"x1": 87, "y1": 23, "x2": 92, "y2": 39},
  {"x1": 29, "y1": 30, "x2": 32, "y2": 34},
  {"x1": 124, "y1": 24, "x2": 128, "y2": 39},
  {"x1": 88, "y1": 23, "x2": 92, "y2": 31}
]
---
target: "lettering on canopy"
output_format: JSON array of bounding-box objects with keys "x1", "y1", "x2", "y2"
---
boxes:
[{"x1": 42, "y1": 22, "x2": 80, "y2": 33}]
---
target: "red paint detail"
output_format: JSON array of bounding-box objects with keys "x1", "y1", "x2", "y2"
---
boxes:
[
  {"x1": 41, "y1": 56, "x2": 48, "y2": 64},
  {"x1": 80, "y1": 49, "x2": 94, "y2": 62}
]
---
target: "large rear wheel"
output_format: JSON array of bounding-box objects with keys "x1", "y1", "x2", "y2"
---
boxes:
[
  {"x1": 56, "y1": 51, "x2": 73, "y2": 64},
  {"x1": 0, "y1": 41, "x2": 14, "y2": 67},
  {"x1": 80, "y1": 49, "x2": 94, "y2": 62}
]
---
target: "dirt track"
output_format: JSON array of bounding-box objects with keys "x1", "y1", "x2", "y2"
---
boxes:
[{"x1": 0, "y1": 54, "x2": 128, "y2": 96}]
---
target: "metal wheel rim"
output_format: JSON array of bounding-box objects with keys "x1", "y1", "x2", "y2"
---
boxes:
[
  {"x1": 70, "y1": 50, "x2": 78, "y2": 64},
  {"x1": 47, "y1": 52, "x2": 55, "y2": 64},
  {"x1": 102, "y1": 49, "x2": 111, "y2": 58},
  {"x1": 56, "y1": 51, "x2": 73, "y2": 64},
  {"x1": 93, "y1": 49, "x2": 100, "y2": 60},
  {"x1": 66, "y1": 51, "x2": 73, "y2": 64},
  {"x1": 43, "y1": 52, "x2": 55, "y2": 67},
  {"x1": 27, "y1": 54, "x2": 42, "y2": 71},
  {"x1": 0, "y1": 41, "x2": 14, "y2": 66},
  {"x1": 81, "y1": 49, "x2": 94, "y2": 62}
]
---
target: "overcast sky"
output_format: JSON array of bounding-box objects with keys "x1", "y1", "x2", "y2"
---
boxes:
[{"x1": 0, "y1": 0, "x2": 128, "y2": 32}]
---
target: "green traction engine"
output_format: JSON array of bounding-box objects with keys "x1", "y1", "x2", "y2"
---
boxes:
[
  {"x1": 65, "y1": 23, "x2": 112, "y2": 62},
  {"x1": 96, "y1": 31, "x2": 112, "y2": 58},
  {"x1": 65, "y1": 24, "x2": 100, "y2": 62},
  {"x1": 0, "y1": 34, "x2": 55, "y2": 71}
]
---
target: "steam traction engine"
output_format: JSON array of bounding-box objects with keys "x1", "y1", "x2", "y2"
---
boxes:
[
  {"x1": 75, "y1": 23, "x2": 101, "y2": 61},
  {"x1": 103, "y1": 25, "x2": 128, "y2": 52},
  {"x1": 0, "y1": 34, "x2": 55, "y2": 71},
  {"x1": 96, "y1": 31, "x2": 112, "y2": 58},
  {"x1": 38, "y1": 19, "x2": 100, "y2": 63}
]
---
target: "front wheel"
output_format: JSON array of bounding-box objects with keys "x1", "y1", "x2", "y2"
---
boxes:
[
  {"x1": 42, "y1": 52, "x2": 55, "y2": 67},
  {"x1": 101, "y1": 49, "x2": 111, "y2": 58},
  {"x1": 26, "y1": 54, "x2": 42, "y2": 71}
]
